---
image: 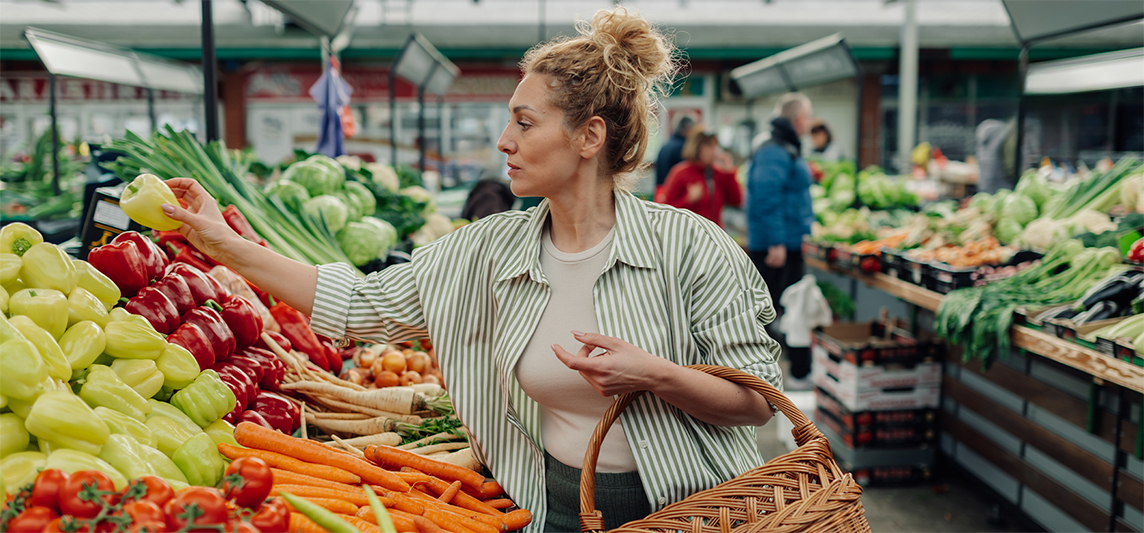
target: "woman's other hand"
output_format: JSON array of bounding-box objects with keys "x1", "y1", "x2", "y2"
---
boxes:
[
  {"x1": 161, "y1": 178, "x2": 240, "y2": 263},
  {"x1": 552, "y1": 331, "x2": 671, "y2": 397},
  {"x1": 764, "y1": 245, "x2": 786, "y2": 268}
]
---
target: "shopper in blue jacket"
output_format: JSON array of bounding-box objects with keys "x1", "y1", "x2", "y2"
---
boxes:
[{"x1": 747, "y1": 93, "x2": 815, "y2": 387}]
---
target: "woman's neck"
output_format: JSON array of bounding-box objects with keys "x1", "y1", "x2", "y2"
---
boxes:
[{"x1": 546, "y1": 176, "x2": 616, "y2": 254}]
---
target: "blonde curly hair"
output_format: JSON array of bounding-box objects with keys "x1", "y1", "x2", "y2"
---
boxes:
[{"x1": 520, "y1": 7, "x2": 678, "y2": 191}]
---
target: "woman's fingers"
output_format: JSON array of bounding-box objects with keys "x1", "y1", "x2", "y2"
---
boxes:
[{"x1": 571, "y1": 331, "x2": 623, "y2": 350}]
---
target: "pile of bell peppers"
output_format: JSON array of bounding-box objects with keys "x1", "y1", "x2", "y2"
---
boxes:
[
  {"x1": 1, "y1": 223, "x2": 241, "y2": 497},
  {"x1": 89, "y1": 228, "x2": 301, "y2": 436}
]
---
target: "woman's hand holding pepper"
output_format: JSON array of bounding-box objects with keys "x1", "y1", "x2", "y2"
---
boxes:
[{"x1": 161, "y1": 178, "x2": 242, "y2": 264}]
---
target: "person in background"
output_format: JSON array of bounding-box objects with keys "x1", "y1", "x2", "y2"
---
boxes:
[
  {"x1": 654, "y1": 115, "x2": 695, "y2": 188},
  {"x1": 747, "y1": 93, "x2": 816, "y2": 390},
  {"x1": 809, "y1": 120, "x2": 845, "y2": 162},
  {"x1": 659, "y1": 127, "x2": 742, "y2": 228}
]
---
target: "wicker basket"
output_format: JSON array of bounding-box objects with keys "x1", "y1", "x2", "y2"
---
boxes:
[{"x1": 578, "y1": 365, "x2": 870, "y2": 533}]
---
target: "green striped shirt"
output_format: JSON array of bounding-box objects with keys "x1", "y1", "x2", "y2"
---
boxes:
[{"x1": 311, "y1": 191, "x2": 783, "y2": 529}]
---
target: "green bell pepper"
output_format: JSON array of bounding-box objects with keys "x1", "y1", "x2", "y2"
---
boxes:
[
  {"x1": 155, "y1": 343, "x2": 199, "y2": 390},
  {"x1": 0, "y1": 413, "x2": 30, "y2": 458},
  {"x1": 20, "y1": 243, "x2": 77, "y2": 294},
  {"x1": 0, "y1": 336, "x2": 47, "y2": 401},
  {"x1": 9, "y1": 288, "x2": 68, "y2": 339},
  {"x1": 0, "y1": 451, "x2": 47, "y2": 492},
  {"x1": 171, "y1": 432, "x2": 225, "y2": 487},
  {"x1": 80, "y1": 365, "x2": 152, "y2": 420},
  {"x1": 103, "y1": 319, "x2": 167, "y2": 360},
  {"x1": 145, "y1": 415, "x2": 197, "y2": 458},
  {"x1": 72, "y1": 259, "x2": 121, "y2": 311},
  {"x1": 170, "y1": 370, "x2": 236, "y2": 428},
  {"x1": 110, "y1": 359, "x2": 165, "y2": 399},
  {"x1": 7, "y1": 315, "x2": 71, "y2": 380},
  {"x1": 202, "y1": 419, "x2": 240, "y2": 449},
  {"x1": 0, "y1": 253, "x2": 20, "y2": 285},
  {"x1": 94, "y1": 406, "x2": 157, "y2": 448},
  {"x1": 67, "y1": 287, "x2": 110, "y2": 328},
  {"x1": 120, "y1": 174, "x2": 183, "y2": 231},
  {"x1": 139, "y1": 442, "x2": 188, "y2": 485},
  {"x1": 98, "y1": 434, "x2": 157, "y2": 481},
  {"x1": 44, "y1": 448, "x2": 128, "y2": 490},
  {"x1": 147, "y1": 400, "x2": 203, "y2": 435},
  {"x1": 24, "y1": 390, "x2": 110, "y2": 456},
  {"x1": 0, "y1": 223, "x2": 43, "y2": 256},
  {"x1": 60, "y1": 320, "x2": 107, "y2": 370}
]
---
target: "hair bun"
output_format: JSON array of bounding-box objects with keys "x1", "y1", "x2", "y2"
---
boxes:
[{"x1": 582, "y1": 7, "x2": 673, "y2": 88}]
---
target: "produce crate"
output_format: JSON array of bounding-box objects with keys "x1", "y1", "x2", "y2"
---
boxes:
[
  {"x1": 812, "y1": 321, "x2": 943, "y2": 367},
  {"x1": 1094, "y1": 335, "x2": 1143, "y2": 367},
  {"x1": 834, "y1": 247, "x2": 882, "y2": 273},
  {"x1": 880, "y1": 248, "x2": 904, "y2": 276},
  {"x1": 900, "y1": 254, "x2": 930, "y2": 287},
  {"x1": 1013, "y1": 306, "x2": 1059, "y2": 331},
  {"x1": 927, "y1": 250, "x2": 1044, "y2": 295},
  {"x1": 802, "y1": 239, "x2": 837, "y2": 265},
  {"x1": 1044, "y1": 316, "x2": 1124, "y2": 349},
  {"x1": 815, "y1": 388, "x2": 938, "y2": 449},
  {"x1": 815, "y1": 414, "x2": 936, "y2": 486}
]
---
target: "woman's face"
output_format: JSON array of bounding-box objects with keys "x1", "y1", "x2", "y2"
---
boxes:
[
  {"x1": 698, "y1": 139, "x2": 718, "y2": 166},
  {"x1": 496, "y1": 74, "x2": 585, "y2": 198},
  {"x1": 812, "y1": 130, "x2": 829, "y2": 150}
]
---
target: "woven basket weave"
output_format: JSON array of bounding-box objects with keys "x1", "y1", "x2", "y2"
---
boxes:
[{"x1": 578, "y1": 365, "x2": 870, "y2": 533}]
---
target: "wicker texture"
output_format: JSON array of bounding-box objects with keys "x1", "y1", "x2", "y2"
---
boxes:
[{"x1": 578, "y1": 365, "x2": 871, "y2": 533}]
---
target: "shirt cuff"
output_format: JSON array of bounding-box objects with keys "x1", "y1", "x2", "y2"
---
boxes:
[{"x1": 310, "y1": 262, "x2": 358, "y2": 341}]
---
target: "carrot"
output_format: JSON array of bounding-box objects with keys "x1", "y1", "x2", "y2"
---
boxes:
[
  {"x1": 414, "y1": 515, "x2": 447, "y2": 533},
  {"x1": 366, "y1": 445, "x2": 484, "y2": 491},
  {"x1": 425, "y1": 477, "x2": 501, "y2": 517},
  {"x1": 272, "y1": 484, "x2": 372, "y2": 507},
  {"x1": 422, "y1": 507, "x2": 480, "y2": 533},
  {"x1": 289, "y1": 512, "x2": 327, "y2": 533},
  {"x1": 219, "y1": 443, "x2": 362, "y2": 484},
  {"x1": 357, "y1": 507, "x2": 418, "y2": 532},
  {"x1": 283, "y1": 497, "x2": 360, "y2": 515},
  {"x1": 501, "y1": 510, "x2": 532, "y2": 532},
  {"x1": 395, "y1": 471, "x2": 432, "y2": 485},
  {"x1": 478, "y1": 481, "x2": 504, "y2": 499},
  {"x1": 339, "y1": 514, "x2": 384, "y2": 533},
  {"x1": 399, "y1": 491, "x2": 504, "y2": 533},
  {"x1": 438, "y1": 480, "x2": 462, "y2": 503},
  {"x1": 273, "y1": 468, "x2": 362, "y2": 492},
  {"x1": 236, "y1": 422, "x2": 410, "y2": 492},
  {"x1": 483, "y1": 499, "x2": 513, "y2": 510}
]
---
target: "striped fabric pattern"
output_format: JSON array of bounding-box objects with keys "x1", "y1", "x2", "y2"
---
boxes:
[{"x1": 311, "y1": 191, "x2": 783, "y2": 531}]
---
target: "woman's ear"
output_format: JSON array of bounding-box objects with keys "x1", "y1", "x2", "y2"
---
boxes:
[{"x1": 578, "y1": 116, "x2": 607, "y2": 160}]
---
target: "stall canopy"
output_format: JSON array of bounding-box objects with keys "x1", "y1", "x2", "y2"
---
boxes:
[
  {"x1": 390, "y1": 33, "x2": 459, "y2": 170},
  {"x1": 1002, "y1": 0, "x2": 1144, "y2": 43},
  {"x1": 729, "y1": 33, "x2": 860, "y2": 98},
  {"x1": 259, "y1": 0, "x2": 356, "y2": 38},
  {"x1": 1024, "y1": 47, "x2": 1144, "y2": 94}
]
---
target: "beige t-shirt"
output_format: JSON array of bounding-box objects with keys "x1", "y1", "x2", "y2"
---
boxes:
[{"x1": 514, "y1": 224, "x2": 638, "y2": 473}]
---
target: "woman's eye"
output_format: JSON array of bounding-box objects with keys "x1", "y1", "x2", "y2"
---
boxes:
[{"x1": 517, "y1": 121, "x2": 530, "y2": 130}]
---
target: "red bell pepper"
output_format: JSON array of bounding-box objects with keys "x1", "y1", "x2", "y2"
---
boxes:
[
  {"x1": 213, "y1": 362, "x2": 256, "y2": 411},
  {"x1": 1129, "y1": 238, "x2": 1144, "y2": 262},
  {"x1": 318, "y1": 337, "x2": 343, "y2": 375},
  {"x1": 226, "y1": 353, "x2": 266, "y2": 387},
  {"x1": 88, "y1": 238, "x2": 149, "y2": 298},
  {"x1": 182, "y1": 302, "x2": 236, "y2": 361},
  {"x1": 155, "y1": 230, "x2": 189, "y2": 257},
  {"x1": 239, "y1": 410, "x2": 276, "y2": 431},
  {"x1": 222, "y1": 406, "x2": 242, "y2": 426},
  {"x1": 151, "y1": 273, "x2": 196, "y2": 316},
  {"x1": 112, "y1": 231, "x2": 169, "y2": 283},
  {"x1": 124, "y1": 286, "x2": 180, "y2": 335},
  {"x1": 167, "y1": 322, "x2": 216, "y2": 371},
  {"x1": 249, "y1": 391, "x2": 300, "y2": 434},
  {"x1": 222, "y1": 205, "x2": 267, "y2": 247},
  {"x1": 235, "y1": 347, "x2": 284, "y2": 391},
  {"x1": 268, "y1": 300, "x2": 328, "y2": 371},
  {"x1": 256, "y1": 330, "x2": 291, "y2": 354},
  {"x1": 166, "y1": 241, "x2": 213, "y2": 273},
  {"x1": 166, "y1": 263, "x2": 220, "y2": 306}
]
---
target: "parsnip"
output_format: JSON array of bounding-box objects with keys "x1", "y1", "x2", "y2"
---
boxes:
[
  {"x1": 408, "y1": 442, "x2": 469, "y2": 455},
  {"x1": 282, "y1": 381, "x2": 427, "y2": 414},
  {"x1": 321, "y1": 433, "x2": 402, "y2": 448}
]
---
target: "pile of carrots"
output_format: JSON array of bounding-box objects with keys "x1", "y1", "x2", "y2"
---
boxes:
[{"x1": 228, "y1": 422, "x2": 532, "y2": 533}]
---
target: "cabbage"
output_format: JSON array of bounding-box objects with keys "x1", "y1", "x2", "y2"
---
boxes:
[
  {"x1": 858, "y1": 174, "x2": 896, "y2": 209},
  {"x1": 302, "y1": 195, "x2": 349, "y2": 234},
  {"x1": 994, "y1": 217, "x2": 1024, "y2": 245},
  {"x1": 343, "y1": 181, "x2": 376, "y2": 217},
  {"x1": 336, "y1": 220, "x2": 394, "y2": 266},
  {"x1": 401, "y1": 186, "x2": 436, "y2": 215},
  {"x1": 989, "y1": 189, "x2": 1011, "y2": 219},
  {"x1": 337, "y1": 191, "x2": 363, "y2": 223},
  {"x1": 282, "y1": 160, "x2": 343, "y2": 197},
  {"x1": 969, "y1": 192, "x2": 994, "y2": 213},
  {"x1": 1000, "y1": 193, "x2": 1038, "y2": 226},
  {"x1": 360, "y1": 217, "x2": 398, "y2": 252},
  {"x1": 1015, "y1": 172, "x2": 1053, "y2": 210},
  {"x1": 264, "y1": 179, "x2": 310, "y2": 211},
  {"x1": 306, "y1": 154, "x2": 344, "y2": 181}
]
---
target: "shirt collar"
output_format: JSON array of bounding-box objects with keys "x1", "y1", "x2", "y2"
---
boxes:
[{"x1": 494, "y1": 190, "x2": 658, "y2": 284}]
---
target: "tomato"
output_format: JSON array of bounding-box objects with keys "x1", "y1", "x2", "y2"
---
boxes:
[
  {"x1": 59, "y1": 470, "x2": 116, "y2": 519},
  {"x1": 123, "y1": 499, "x2": 165, "y2": 525},
  {"x1": 6, "y1": 506, "x2": 59, "y2": 532},
  {"x1": 30, "y1": 469, "x2": 69, "y2": 513},
  {"x1": 129, "y1": 521, "x2": 169, "y2": 533},
  {"x1": 232, "y1": 521, "x2": 261, "y2": 533},
  {"x1": 164, "y1": 487, "x2": 228, "y2": 532},
  {"x1": 220, "y1": 457, "x2": 273, "y2": 509},
  {"x1": 248, "y1": 497, "x2": 289, "y2": 532},
  {"x1": 124, "y1": 476, "x2": 175, "y2": 508},
  {"x1": 43, "y1": 517, "x2": 91, "y2": 533}
]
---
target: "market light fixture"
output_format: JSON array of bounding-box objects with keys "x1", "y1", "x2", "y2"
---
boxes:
[
  {"x1": 258, "y1": 0, "x2": 356, "y2": 38},
  {"x1": 1001, "y1": 0, "x2": 1143, "y2": 43},
  {"x1": 729, "y1": 34, "x2": 859, "y2": 98},
  {"x1": 1024, "y1": 48, "x2": 1144, "y2": 94},
  {"x1": 390, "y1": 33, "x2": 461, "y2": 170}
]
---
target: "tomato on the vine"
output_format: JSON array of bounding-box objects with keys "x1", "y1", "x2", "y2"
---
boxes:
[
  {"x1": 129, "y1": 521, "x2": 169, "y2": 533},
  {"x1": 6, "y1": 506, "x2": 59, "y2": 532},
  {"x1": 30, "y1": 469, "x2": 69, "y2": 513},
  {"x1": 123, "y1": 499, "x2": 166, "y2": 526},
  {"x1": 59, "y1": 471, "x2": 117, "y2": 519},
  {"x1": 220, "y1": 457, "x2": 273, "y2": 509},
  {"x1": 231, "y1": 520, "x2": 261, "y2": 533},
  {"x1": 248, "y1": 497, "x2": 288, "y2": 532},
  {"x1": 123, "y1": 476, "x2": 175, "y2": 508},
  {"x1": 164, "y1": 487, "x2": 228, "y2": 532}
]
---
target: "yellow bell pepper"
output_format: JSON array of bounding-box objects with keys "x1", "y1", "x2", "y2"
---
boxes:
[
  {"x1": 110, "y1": 359, "x2": 165, "y2": 399},
  {"x1": 9, "y1": 288, "x2": 69, "y2": 339},
  {"x1": 7, "y1": 315, "x2": 72, "y2": 380},
  {"x1": 43, "y1": 449, "x2": 128, "y2": 491},
  {"x1": 67, "y1": 287, "x2": 110, "y2": 328},
  {"x1": 79, "y1": 364, "x2": 152, "y2": 421},
  {"x1": 25, "y1": 390, "x2": 111, "y2": 456},
  {"x1": 0, "y1": 284, "x2": 8, "y2": 316},
  {"x1": 94, "y1": 406, "x2": 157, "y2": 448},
  {"x1": 119, "y1": 173, "x2": 182, "y2": 231},
  {"x1": 0, "y1": 253, "x2": 20, "y2": 285},
  {"x1": 0, "y1": 451, "x2": 47, "y2": 492},
  {"x1": 19, "y1": 242, "x2": 78, "y2": 294},
  {"x1": 103, "y1": 319, "x2": 167, "y2": 360},
  {"x1": 73, "y1": 259, "x2": 121, "y2": 311},
  {"x1": 60, "y1": 320, "x2": 106, "y2": 370},
  {"x1": 0, "y1": 334, "x2": 47, "y2": 400},
  {"x1": 156, "y1": 343, "x2": 199, "y2": 390},
  {"x1": 0, "y1": 413, "x2": 30, "y2": 458},
  {"x1": 109, "y1": 307, "x2": 153, "y2": 328},
  {"x1": 0, "y1": 222, "x2": 43, "y2": 256}
]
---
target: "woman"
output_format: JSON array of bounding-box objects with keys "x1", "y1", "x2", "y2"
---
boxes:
[
  {"x1": 659, "y1": 127, "x2": 742, "y2": 227},
  {"x1": 809, "y1": 119, "x2": 845, "y2": 162},
  {"x1": 163, "y1": 8, "x2": 781, "y2": 531}
]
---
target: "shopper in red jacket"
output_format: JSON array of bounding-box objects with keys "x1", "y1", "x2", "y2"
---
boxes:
[{"x1": 659, "y1": 127, "x2": 742, "y2": 227}]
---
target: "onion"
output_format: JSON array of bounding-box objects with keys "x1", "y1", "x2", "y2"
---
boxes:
[
  {"x1": 381, "y1": 351, "x2": 407, "y2": 374},
  {"x1": 358, "y1": 349, "x2": 378, "y2": 369},
  {"x1": 375, "y1": 370, "x2": 400, "y2": 388},
  {"x1": 399, "y1": 370, "x2": 422, "y2": 386},
  {"x1": 406, "y1": 352, "x2": 432, "y2": 374}
]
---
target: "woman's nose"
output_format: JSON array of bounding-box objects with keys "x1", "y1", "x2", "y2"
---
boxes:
[{"x1": 496, "y1": 125, "x2": 514, "y2": 154}]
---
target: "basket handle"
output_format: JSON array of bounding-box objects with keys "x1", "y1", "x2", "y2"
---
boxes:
[{"x1": 578, "y1": 364, "x2": 823, "y2": 532}]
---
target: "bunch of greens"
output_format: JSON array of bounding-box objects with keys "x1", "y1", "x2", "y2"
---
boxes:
[
  {"x1": 0, "y1": 131, "x2": 87, "y2": 221},
  {"x1": 935, "y1": 239, "x2": 1124, "y2": 368}
]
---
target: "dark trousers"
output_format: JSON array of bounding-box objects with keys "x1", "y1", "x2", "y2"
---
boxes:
[
  {"x1": 544, "y1": 452, "x2": 650, "y2": 532},
  {"x1": 749, "y1": 248, "x2": 811, "y2": 379}
]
